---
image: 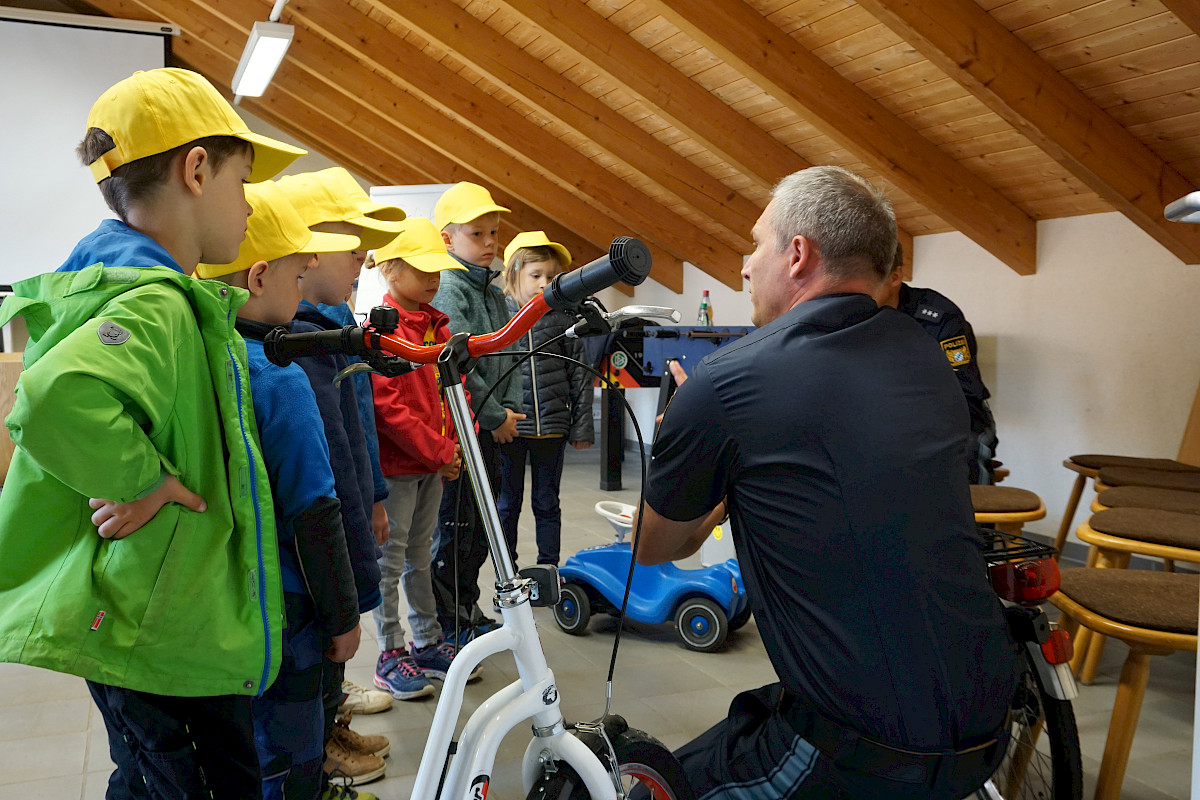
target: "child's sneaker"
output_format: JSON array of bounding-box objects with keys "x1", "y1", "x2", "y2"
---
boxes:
[
  {"x1": 338, "y1": 679, "x2": 393, "y2": 715},
  {"x1": 320, "y1": 782, "x2": 378, "y2": 800},
  {"x1": 324, "y1": 737, "x2": 386, "y2": 784},
  {"x1": 332, "y1": 714, "x2": 390, "y2": 758},
  {"x1": 412, "y1": 639, "x2": 483, "y2": 682},
  {"x1": 373, "y1": 649, "x2": 434, "y2": 700}
]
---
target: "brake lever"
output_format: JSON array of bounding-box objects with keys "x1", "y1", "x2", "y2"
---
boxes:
[
  {"x1": 332, "y1": 351, "x2": 422, "y2": 386},
  {"x1": 565, "y1": 302, "x2": 681, "y2": 338}
]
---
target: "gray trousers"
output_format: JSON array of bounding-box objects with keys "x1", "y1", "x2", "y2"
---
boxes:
[{"x1": 374, "y1": 473, "x2": 444, "y2": 651}]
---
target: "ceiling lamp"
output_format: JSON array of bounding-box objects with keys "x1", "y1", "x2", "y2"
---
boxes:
[{"x1": 232, "y1": 1, "x2": 292, "y2": 99}]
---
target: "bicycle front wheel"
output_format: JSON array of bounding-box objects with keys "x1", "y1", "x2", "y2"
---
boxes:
[
  {"x1": 979, "y1": 648, "x2": 1082, "y2": 800},
  {"x1": 526, "y1": 726, "x2": 696, "y2": 800}
]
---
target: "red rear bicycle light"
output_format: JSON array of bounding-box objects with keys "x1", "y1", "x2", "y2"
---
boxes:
[
  {"x1": 1040, "y1": 629, "x2": 1073, "y2": 664},
  {"x1": 989, "y1": 559, "x2": 1061, "y2": 602}
]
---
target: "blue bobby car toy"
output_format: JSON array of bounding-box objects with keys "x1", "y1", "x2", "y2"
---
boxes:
[{"x1": 553, "y1": 501, "x2": 751, "y2": 652}]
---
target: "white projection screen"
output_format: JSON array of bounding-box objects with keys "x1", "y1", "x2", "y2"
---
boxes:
[{"x1": 0, "y1": 10, "x2": 172, "y2": 288}]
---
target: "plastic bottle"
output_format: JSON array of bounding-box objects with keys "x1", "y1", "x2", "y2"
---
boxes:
[{"x1": 697, "y1": 289, "x2": 712, "y2": 326}]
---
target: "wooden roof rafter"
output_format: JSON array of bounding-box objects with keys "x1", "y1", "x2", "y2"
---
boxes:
[
  {"x1": 854, "y1": 0, "x2": 1200, "y2": 265},
  {"x1": 85, "y1": 0, "x2": 649, "y2": 289},
  {"x1": 283, "y1": 0, "x2": 744, "y2": 289},
  {"x1": 642, "y1": 0, "x2": 1039, "y2": 275},
  {"x1": 357, "y1": 0, "x2": 762, "y2": 251}
]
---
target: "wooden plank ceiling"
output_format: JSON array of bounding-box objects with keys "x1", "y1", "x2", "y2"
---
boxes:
[{"x1": 73, "y1": 0, "x2": 1200, "y2": 288}]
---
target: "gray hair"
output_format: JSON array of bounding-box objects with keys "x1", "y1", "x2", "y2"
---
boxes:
[{"x1": 769, "y1": 166, "x2": 897, "y2": 281}]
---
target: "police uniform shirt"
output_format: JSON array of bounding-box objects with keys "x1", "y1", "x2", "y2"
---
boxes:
[
  {"x1": 645, "y1": 293, "x2": 1018, "y2": 751},
  {"x1": 895, "y1": 283, "x2": 994, "y2": 439}
]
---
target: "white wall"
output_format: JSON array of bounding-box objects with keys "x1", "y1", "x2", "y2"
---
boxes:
[{"x1": 607, "y1": 212, "x2": 1200, "y2": 545}]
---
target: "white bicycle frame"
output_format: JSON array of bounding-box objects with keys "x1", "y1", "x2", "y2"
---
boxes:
[{"x1": 409, "y1": 352, "x2": 619, "y2": 800}]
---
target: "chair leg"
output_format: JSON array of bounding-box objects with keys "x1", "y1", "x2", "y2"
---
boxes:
[
  {"x1": 1079, "y1": 632, "x2": 1108, "y2": 685},
  {"x1": 1094, "y1": 647, "x2": 1166, "y2": 800},
  {"x1": 1054, "y1": 473, "x2": 1088, "y2": 558},
  {"x1": 1069, "y1": 626, "x2": 1094, "y2": 675}
]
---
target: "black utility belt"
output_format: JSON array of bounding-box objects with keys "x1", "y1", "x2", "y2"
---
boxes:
[{"x1": 778, "y1": 692, "x2": 1007, "y2": 789}]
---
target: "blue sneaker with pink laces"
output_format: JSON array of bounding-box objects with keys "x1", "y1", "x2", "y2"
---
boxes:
[
  {"x1": 412, "y1": 639, "x2": 483, "y2": 682},
  {"x1": 373, "y1": 648, "x2": 434, "y2": 701}
]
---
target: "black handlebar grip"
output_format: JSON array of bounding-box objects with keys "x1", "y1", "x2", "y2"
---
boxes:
[
  {"x1": 544, "y1": 236, "x2": 651, "y2": 311},
  {"x1": 263, "y1": 326, "x2": 363, "y2": 367}
]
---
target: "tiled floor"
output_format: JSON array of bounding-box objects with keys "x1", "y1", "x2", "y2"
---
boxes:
[{"x1": 1, "y1": 446, "x2": 1194, "y2": 798}]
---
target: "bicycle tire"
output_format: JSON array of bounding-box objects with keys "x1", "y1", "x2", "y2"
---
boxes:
[
  {"x1": 979, "y1": 648, "x2": 1082, "y2": 800},
  {"x1": 526, "y1": 727, "x2": 696, "y2": 800}
]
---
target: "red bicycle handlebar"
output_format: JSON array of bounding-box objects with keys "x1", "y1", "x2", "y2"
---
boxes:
[{"x1": 365, "y1": 294, "x2": 551, "y2": 364}]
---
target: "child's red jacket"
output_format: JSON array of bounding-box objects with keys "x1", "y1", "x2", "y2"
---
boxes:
[{"x1": 371, "y1": 292, "x2": 465, "y2": 476}]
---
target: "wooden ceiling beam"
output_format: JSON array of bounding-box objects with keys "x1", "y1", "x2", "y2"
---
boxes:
[
  {"x1": 283, "y1": 0, "x2": 743, "y2": 289},
  {"x1": 360, "y1": 0, "x2": 758, "y2": 249},
  {"x1": 1159, "y1": 1, "x2": 1200, "y2": 40},
  {"x1": 497, "y1": 0, "x2": 810, "y2": 191},
  {"x1": 113, "y1": 0, "x2": 687, "y2": 291},
  {"x1": 644, "y1": 0, "x2": 1038, "y2": 275},
  {"x1": 856, "y1": 0, "x2": 1200, "y2": 265},
  {"x1": 87, "y1": 0, "x2": 657, "y2": 291}
]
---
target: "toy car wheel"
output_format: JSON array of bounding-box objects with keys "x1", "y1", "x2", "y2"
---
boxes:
[
  {"x1": 674, "y1": 597, "x2": 728, "y2": 652},
  {"x1": 729, "y1": 604, "x2": 752, "y2": 631},
  {"x1": 554, "y1": 582, "x2": 592, "y2": 635}
]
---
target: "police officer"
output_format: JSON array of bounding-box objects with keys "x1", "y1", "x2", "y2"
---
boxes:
[
  {"x1": 875, "y1": 244, "x2": 998, "y2": 483},
  {"x1": 636, "y1": 166, "x2": 1018, "y2": 800}
]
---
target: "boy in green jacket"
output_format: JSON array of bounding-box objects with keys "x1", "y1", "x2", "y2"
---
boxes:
[{"x1": 0, "y1": 68, "x2": 301, "y2": 798}]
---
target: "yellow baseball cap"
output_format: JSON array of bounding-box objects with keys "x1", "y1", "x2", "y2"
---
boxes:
[
  {"x1": 372, "y1": 218, "x2": 467, "y2": 273},
  {"x1": 85, "y1": 68, "x2": 305, "y2": 183},
  {"x1": 275, "y1": 168, "x2": 406, "y2": 250},
  {"x1": 434, "y1": 182, "x2": 510, "y2": 230},
  {"x1": 196, "y1": 181, "x2": 361, "y2": 279},
  {"x1": 503, "y1": 231, "x2": 572, "y2": 271}
]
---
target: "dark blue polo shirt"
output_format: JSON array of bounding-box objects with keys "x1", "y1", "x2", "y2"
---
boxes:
[{"x1": 646, "y1": 293, "x2": 1018, "y2": 750}]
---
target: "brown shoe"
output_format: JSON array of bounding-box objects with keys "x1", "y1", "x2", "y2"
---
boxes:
[
  {"x1": 333, "y1": 715, "x2": 391, "y2": 758},
  {"x1": 324, "y1": 736, "x2": 386, "y2": 784}
]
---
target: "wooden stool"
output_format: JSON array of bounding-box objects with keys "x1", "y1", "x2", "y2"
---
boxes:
[
  {"x1": 970, "y1": 484, "x2": 1045, "y2": 537},
  {"x1": 1053, "y1": 455, "x2": 1200, "y2": 557},
  {"x1": 1069, "y1": 509, "x2": 1200, "y2": 683},
  {"x1": 1050, "y1": 568, "x2": 1197, "y2": 800}
]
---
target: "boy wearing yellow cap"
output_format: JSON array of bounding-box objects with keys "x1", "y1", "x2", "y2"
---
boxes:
[
  {"x1": 496, "y1": 232, "x2": 594, "y2": 568},
  {"x1": 0, "y1": 68, "x2": 301, "y2": 797},
  {"x1": 368, "y1": 219, "x2": 488, "y2": 701},
  {"x1": 197, "y1": 182, "x2": 378, "y2": 800},
  {"x1": 431, "y1": 182, "x2": 525, "y2": 643},
  {"x1": 274, "y1": 169, "x2": 405, "y2": 785}
]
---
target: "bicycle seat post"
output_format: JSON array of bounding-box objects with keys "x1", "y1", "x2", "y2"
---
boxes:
[{"x1": 437, "y1": 333, "x2": 517, "y2": 584}]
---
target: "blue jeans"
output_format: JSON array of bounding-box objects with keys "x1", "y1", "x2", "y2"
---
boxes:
[
  {"x1": 87, "y1": 681, "x2": 259, "y2": 800},
  {"x1": 252, "y1": 591, "x2": 326, "y2": 800},
  {"x1": 497, "y1": 436, "x2": 568, "y2": 566}
]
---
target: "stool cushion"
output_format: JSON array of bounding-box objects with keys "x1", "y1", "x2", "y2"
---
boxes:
[
  {"x1": 1097, "y1": 467, "x2": 1200, "y2": 492},
  {"x1": 1070, "y1": 454, "x2": 1200, "y2": 473},
  {"x1": 970, "y1": 484, "x2": 1042, "y2": 513},
  {"x1": 1089, "y1": 507, "x2": 1200, "y2": 550},
  {"x1": 1097, "y1": 486, "x2": 1200, "y2": 516},
  {"x1": 1058, "y1": 568, "x2": 1198, "y2": 634}
]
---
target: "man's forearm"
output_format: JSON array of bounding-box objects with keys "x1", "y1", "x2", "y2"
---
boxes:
[{"x1": 633, "y1": 501, "x2": 726, "y2": 566}]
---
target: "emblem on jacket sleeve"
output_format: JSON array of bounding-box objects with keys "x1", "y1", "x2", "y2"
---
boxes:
[
  {"x1": 940, "y1": 335, "x2": 971, "y2": 368},
  {"x1": 96, "y1": 321, "x2": 131, "y2": 345}
]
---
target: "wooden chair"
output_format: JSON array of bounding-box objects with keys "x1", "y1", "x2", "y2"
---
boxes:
[
  {"x1": 1069, "y1": 509, "x2": 1200, "y2": 684},
  {"x1": 1090, "y1": 485, "x2": 1200, "y2": 516},
  {"x1": 969, "y1": 484, "x2": 1044, "y2": 536},
  {"x1": 1050, "y1": 568, "x2": 1197, "y2": 800},
  {"x1": 1053, "y1": 455, "x2": 1200, "y2": 556}
]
